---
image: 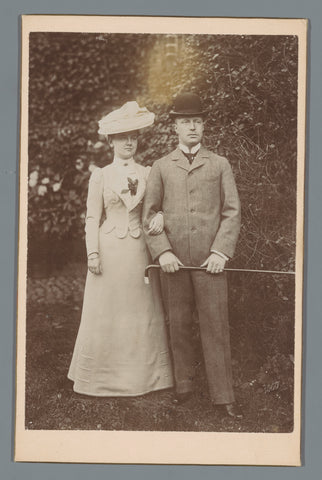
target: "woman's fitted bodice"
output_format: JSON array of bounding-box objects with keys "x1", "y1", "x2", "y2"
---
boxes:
[
  {"x1": 102, "y1": 192, "x2": 143, "y2": 239},
  {"x1": 85, "y1": 162, "x2": 151, "y2": 254}
]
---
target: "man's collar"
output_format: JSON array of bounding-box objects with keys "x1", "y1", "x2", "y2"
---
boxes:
[{"x1": 179, "y1": 143, "x2": 201, "y2": 155}]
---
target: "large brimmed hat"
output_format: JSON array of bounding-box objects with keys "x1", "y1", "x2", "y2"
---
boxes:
[
  {"x1": 98, "y1": 101, "x2": 155, "y2": 136},
  {"x1": 169, "y1": 92, "x2": 207, "y2": 118}
]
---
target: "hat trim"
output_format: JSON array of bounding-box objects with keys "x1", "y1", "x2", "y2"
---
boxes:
[
  {"x1": 169, "y1": 110, "x2": 208, "y2": 117},
  {"x1": 98, "y1": 116, "x2": 154, "y2": 136},
  {"x1": 98, "y1": 101, "x2": 154, "y2": 136}
]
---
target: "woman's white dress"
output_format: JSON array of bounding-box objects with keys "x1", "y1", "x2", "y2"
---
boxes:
[{"x1": 68, "y1": 160, "x2": 173, "y2": 396}]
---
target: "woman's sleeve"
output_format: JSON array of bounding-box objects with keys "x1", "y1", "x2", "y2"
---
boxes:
[
  {"x1": 85, "y1": 168, "x2": 104, "y2": 256},
  {"x1": 144, "y1": 165, "x2": 152, "y2": 181}
]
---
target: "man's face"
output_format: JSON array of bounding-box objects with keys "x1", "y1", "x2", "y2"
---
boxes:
[{"x1": 174, "y1": 116, "x2": 204, "y2": 148}]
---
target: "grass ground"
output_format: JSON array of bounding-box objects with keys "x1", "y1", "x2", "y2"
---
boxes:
[{"x1": 25, "y1": 262, "x2": 294, "y2": 432}]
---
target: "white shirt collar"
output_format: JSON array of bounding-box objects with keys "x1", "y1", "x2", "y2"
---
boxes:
[
  {"x1": 113, "y1": 155, "x2": 135, "y2": 167},
  {"x1": 179, "y1": 143, "x2": 201, "y2": 155},
  {"x1": 112, "y1": 156, "x2": 137, "y2": 176}
]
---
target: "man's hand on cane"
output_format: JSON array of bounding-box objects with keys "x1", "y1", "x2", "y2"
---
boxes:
[
  {"x1": 158, "y1": 251, "x2": 183, "y2": 273},
  {"x1": 200, "y1": 253, "x2": 226, "y2": 274}
]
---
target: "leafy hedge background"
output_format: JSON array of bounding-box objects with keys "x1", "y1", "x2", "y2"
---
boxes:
[{"x1": 27, "y1": 32, "x2": 297, "y2": 376}]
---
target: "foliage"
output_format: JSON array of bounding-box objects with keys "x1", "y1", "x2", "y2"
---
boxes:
[
  {"x1": 27, "y1": 32, "x2": 155, "y2": 262},
  {"x1": 139, "y1": 34, "x2": 298, "y2": 274},
  {"x1": 28, "y1": 32, "x2": 297, "y2": 277},
  {"x1": 27, "y1": 32, "x2": 298, "y2": 362}
]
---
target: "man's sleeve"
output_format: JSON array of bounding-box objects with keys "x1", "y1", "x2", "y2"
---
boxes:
[
  {"x1": 210, "y1": 158, "x2": 241, "y2": 258},
  {"x1": 142, "y1": 161, "x2": 172, "y2": 261}
]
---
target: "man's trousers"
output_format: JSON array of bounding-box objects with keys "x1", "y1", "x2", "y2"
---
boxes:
[{"x1": 161, "y1": 269, "x2": 235, "y2": 405}]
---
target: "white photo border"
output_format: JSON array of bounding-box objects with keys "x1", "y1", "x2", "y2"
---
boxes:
[{"x1": 15, "y1": 15, "x2": 307, "y2": 465}]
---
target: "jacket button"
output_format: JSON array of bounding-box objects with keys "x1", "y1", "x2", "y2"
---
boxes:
[
  {"x1": 191, "y1": 226, "x2": 197, "y2": 232},
  {"x1": 190, "y1": 208, "x2": 195, "y2": 213}
]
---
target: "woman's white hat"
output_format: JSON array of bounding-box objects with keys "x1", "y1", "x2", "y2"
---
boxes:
[{"x1": 98, "y1": 101, "x2": 155, "y2": 136}]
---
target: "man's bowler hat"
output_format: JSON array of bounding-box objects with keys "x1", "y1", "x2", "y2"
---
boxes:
[{"x1": 169, "y1": 92, "x2": 207, "y2": 118}]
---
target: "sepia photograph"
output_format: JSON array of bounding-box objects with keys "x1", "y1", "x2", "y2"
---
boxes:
[{"x1": 15, "y1": 15, "x2": 307, "y2": 465}]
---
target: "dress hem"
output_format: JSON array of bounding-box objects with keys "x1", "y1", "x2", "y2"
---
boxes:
[{"x1": 67, "y1": 374, "x2": 173, "y2": 397}]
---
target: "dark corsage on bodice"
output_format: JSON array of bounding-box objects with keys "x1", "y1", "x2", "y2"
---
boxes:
[
  {"x1": 102, "y1": 157, "x2": 150, "y2": 214},
  {"x1": 121, "y1": 177, "x2": 139, "y2": 196}
]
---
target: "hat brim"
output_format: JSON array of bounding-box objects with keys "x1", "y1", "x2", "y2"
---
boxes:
[
  {"x1": 98, "y1": 112, "x2": 154, "y2": 136},
  {"x1": 101, "y1": 125, "x2": 148, "y2": 136},
  {"x1": 169, "y1": 110, "x2": 208, "y2": 118}
]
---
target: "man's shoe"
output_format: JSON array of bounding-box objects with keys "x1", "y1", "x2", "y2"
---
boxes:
[
  {"x1": 172, "y1": 392, "x2": 193, "y2": 405},
  {"x1": 217, "y1": 403, "x2": 243, "y2": 419}
]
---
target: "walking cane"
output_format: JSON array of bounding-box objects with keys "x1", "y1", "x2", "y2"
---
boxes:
[{"x1": 144, "y1": 264, "x2": 295, "y2": 284}]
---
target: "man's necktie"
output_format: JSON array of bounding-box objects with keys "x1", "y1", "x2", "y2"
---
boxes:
[{"x1": 182, "y1": 152, "x2": 195, "y2": 164}]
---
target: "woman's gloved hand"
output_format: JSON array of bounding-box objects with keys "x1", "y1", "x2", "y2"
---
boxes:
[
  {"x1": 88, "y1": 253, "x2": 102, "y2": 275},
  {"x1": 148, "y1": 212, "x2": 164, "y2": 235}
]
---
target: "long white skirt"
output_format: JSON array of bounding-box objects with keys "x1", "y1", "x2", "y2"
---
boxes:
[{"x1": 68, "y1": 229, "x2": 173, "y2": 396}]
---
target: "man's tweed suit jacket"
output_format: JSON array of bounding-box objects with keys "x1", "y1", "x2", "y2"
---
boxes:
[{"x1": 143, "y1": 146, "x2": 241, "y2": 266}]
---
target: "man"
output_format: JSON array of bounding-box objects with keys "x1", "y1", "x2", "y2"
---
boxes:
[{"x1": 143, "y1": 92, "x2": 242, "y2": 418}]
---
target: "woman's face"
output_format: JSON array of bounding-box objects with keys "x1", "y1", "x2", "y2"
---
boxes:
[{"x1": 110, "y1": 131, "x2": 138, "y2": 160}]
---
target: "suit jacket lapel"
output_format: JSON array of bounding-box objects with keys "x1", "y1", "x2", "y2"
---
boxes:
[
  {"x1": 189, "y1": 146, "x2": 207, "y2": 172},
  {"x1": 106, "y1": 165, "x2": 125, "y2": 198},
  {"x1": 107, "y1": 163, "x2": 145, "y2": 211},
  {"x1": 171, "y1": 146, "x2": 208, "y2": 172},
  {"x1": 127, "y1": 164, "x2": 146, "y2": 212},
  {"x1": 171, "y1": 147, "x2": 190, "y2": 172}
]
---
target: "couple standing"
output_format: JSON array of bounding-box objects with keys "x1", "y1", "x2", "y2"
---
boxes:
[{"x1": 68, "y1": 92, "x2": 242, "y2": 419}]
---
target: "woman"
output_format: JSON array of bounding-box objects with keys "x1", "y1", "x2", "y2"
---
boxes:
[{"x1": 68, "y1": 101, "x2": 173, "y2": 396}]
